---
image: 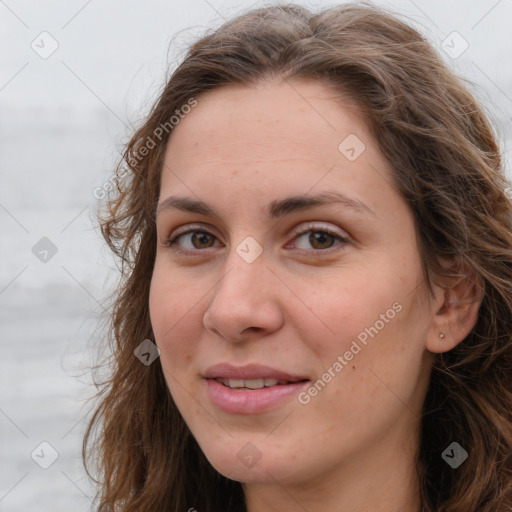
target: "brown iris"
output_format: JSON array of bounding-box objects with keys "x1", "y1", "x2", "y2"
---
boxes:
[
  {"x1": 308, "y1": 231, "x2": 336, "y2": 250},
  {"x1": 191, "y1": 231, "x2": 216, "y2": 249}
]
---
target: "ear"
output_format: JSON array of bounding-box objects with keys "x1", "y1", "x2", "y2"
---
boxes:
[{"x1": 426, "y1": 264, "x2": 484, "y2": 354}]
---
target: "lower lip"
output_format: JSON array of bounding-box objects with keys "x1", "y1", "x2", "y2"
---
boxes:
[{"x1": 205, "y1": 378, "x2": 309, "y2": 414}]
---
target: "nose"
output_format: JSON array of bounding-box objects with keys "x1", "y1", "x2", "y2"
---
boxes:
[{"x1": 202, "y1": 252, "x2": 284, "y2": 343}]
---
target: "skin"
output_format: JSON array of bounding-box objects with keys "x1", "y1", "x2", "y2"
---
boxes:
[{"x1": 149, "y1": 79, "x2": 481, "y2": 512}]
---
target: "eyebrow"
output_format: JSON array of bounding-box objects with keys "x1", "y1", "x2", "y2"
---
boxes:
[{"x1": 156, "y1": 190, "x2": 374, "y2": 219}]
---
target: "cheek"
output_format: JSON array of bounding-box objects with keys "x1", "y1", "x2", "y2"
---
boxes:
[
  {"x1": 149, "y1": 267, "x2": 207, "y2": 416},
  {"x1": 149, "y1": 263, "x2": 203, "y2": 367},
  {"x1": 294, "y1": 254, "x2": 426, "y2": 394},
  {"x1": 292, "y1": 266, "x2": 399, "y2": 358}
]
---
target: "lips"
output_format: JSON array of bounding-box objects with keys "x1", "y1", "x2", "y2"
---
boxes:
[
  {"x1": 203, "y1": 363, "x2": 309, "y2": 383},
  {"x1": 202, "y1": 363, "x2": 310, "y2": 413},
  {"x1": 215, "y1": 377, "x2": 291, "y2": 389}
]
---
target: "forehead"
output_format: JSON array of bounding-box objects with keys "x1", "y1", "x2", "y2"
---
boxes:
[
  {"x1": 159, "y1": 79, "x2": 397, "y2": 217},
  {"x1": 164, "y1": 79, "x2": 373, "y2": 165}
]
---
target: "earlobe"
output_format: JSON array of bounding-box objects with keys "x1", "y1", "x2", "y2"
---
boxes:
[{"x1": 426, "y1": 273, "x2": 484, "y2": 354}]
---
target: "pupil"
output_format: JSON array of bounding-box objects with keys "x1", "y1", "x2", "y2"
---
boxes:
[
  {"x1": 310, "y1": 232, "x2": 333, "y2": 249},
  {"x1": 193, "y1": 232, "x2": 213, "y2": 248}
]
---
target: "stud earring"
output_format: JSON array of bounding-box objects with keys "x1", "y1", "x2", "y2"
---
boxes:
[{"x1": 439, "y1": 332, "x2": 445, "y2": 339}]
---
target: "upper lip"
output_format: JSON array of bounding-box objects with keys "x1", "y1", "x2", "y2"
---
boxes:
[{"x1": 203, "y1": 363, "x2": 309, "y2": 382}]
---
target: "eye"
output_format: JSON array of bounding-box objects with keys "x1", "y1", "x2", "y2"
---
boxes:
[
  {"x1": 164, "y1": 222, "x2": 350, "y2": 256},
  {"x1": 287, "y1": 222, "x2": 350, "y2": 252},
  {"x1": 166, "y1": 225, "x2": 222, "y2": 253}
]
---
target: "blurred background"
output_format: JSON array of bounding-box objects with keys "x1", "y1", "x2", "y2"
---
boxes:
[{"x1": 1, "y1": 0, "x2": 511, "y2": 510}]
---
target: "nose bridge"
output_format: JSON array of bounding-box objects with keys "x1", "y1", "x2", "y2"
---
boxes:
[
  {"x1": 214, "y1": 229, "x2": 267, "y2": 291},
  {"x1": 203, "y1": 242, "x2": 284, "y2": 340},
  {"x1": 215, "y1": 244, "x2": 270, "y2": 306}
]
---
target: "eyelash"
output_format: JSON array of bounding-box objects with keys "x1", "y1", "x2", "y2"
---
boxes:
[{"x1": 165, "y1": 222, "x2": 350, "y2": 257}]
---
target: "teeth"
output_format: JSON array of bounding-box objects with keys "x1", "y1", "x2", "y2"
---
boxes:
[
  {"x1": 226, "y1": 379, "x2": 245, "y2": 388},
  {"x1": 245, "y1": 379, "x2": 266, "y2": 389},
  {"x1": 217, "y1": 377, "x2": 285, "y2": 389}
]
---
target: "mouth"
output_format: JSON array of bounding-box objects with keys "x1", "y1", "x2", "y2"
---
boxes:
[
  {"x1": 213, "y1": 377, "x2": 309, "y2": 390},
  {"x1": 205, "y1": 378, "x2": 310, "y2": 414},
  {"x1": 202, "y1": 364, "x2": 311, "y2": 414},
  {"x1": 203, "y1": 362, "x2": 309, "y2": 383}
]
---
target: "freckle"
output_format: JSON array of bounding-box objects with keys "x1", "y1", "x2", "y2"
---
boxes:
[{"x1": 352, "y1": 365, "x2": 355, "y2": 370}]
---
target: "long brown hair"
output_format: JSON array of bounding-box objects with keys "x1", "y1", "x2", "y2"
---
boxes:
[{"x1": 83, "y1": 3, "x2": 512, "y2": 511}]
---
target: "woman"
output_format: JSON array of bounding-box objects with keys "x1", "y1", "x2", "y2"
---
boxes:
[{"x1": 83, "y1": 3, "x2": 512, "y2": 511}]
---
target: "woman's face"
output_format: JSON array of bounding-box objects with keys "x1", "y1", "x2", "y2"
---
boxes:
[{"x1": 149, "y1": 79, "x2": 438, "y2": 489}]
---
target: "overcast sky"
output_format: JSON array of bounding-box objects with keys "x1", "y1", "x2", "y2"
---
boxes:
[{"x1": 1, "y1": 0, "x2": 511, "y2": 116}]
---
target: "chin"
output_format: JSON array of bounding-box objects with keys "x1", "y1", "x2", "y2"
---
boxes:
[{"x1": 201, "y1": 443, "x2": 294, "y2": 483}]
